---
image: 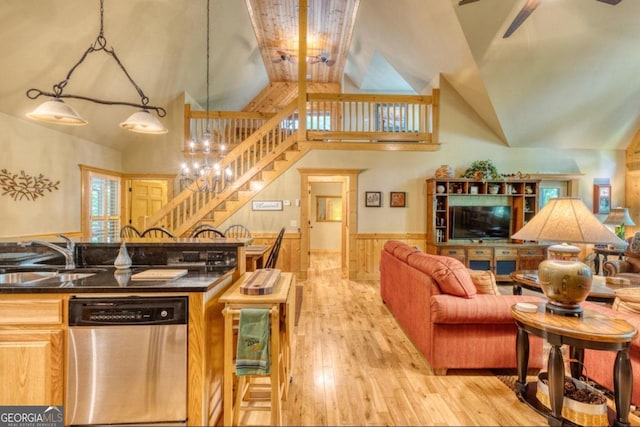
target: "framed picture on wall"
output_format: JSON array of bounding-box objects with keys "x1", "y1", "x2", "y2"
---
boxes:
[
  {"x1": 390, "y1": 191, "x2": 406, "y2": 207},
  {"x1": 365, "y1": 191, "x2": 382, "y2": 207},
  {"x1": 593, "y1": 184, "x2": 611, "y2": 214}
]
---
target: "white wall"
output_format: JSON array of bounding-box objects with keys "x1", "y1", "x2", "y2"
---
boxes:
[{"x1": 0, "y1": 113, "x2": 121, "y2": 238}]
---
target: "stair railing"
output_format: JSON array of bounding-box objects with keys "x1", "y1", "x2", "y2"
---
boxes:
[{"x1": 144, "y1": 99, "x2": 300, "y2": 234}]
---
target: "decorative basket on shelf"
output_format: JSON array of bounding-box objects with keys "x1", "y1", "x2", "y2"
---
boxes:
[{"x1": 435, "y1": 164, "x2": 454, "y2": 179}]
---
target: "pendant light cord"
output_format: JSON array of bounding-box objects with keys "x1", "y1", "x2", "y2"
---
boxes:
[{"x1": 206, "y1": 0, "x2": 211, "y2": 132}]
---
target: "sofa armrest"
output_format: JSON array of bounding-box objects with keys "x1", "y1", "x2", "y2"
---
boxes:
[
  {"x1": 431, "y1": 294, "x2": 544, "y2": 324},
  {"x1": 603, "y1": 259, "x2": 633, "y2": 276}
]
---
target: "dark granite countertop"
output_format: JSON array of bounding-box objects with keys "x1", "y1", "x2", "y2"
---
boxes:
[{"x1": 0, "y1": 265, "x2": 235, "y2": 294}]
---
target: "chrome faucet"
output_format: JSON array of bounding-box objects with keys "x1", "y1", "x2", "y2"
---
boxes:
[{"x1": 18, "y1": 234, "x2": 76, "y2": 269}]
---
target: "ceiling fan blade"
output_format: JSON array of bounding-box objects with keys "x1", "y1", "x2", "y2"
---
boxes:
[
  {"x1": 325, "y1": 60, "x2": 336, "y2": 67},
  {"x1": 596, "y1": 0, "x2": 622, "y2": 4},
  {"x1": 503, "y1": 0, "x2": 542, "y2": 38},
  {"x1": 458, "y1": 0, "x2": 480, "y2": 4}
]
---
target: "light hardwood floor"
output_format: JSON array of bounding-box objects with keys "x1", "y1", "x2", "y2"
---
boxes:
[
  {"x1": 239, "y1": 254, "x2": 636, "y2": 426},
  {"x1": 281, "y1": 254, "x2": 545, "y2": 426}
]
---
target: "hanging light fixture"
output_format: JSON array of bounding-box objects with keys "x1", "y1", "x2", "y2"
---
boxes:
[
  {"x1": 26, "y1": 0, "x2": 167, "y2": 134},
  {"x1": 180, "y1": 0, "x2": 233, "y2": 193}
]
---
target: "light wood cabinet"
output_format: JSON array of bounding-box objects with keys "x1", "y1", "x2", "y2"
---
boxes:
[
  {"x1": 427, "y1": 244, "x2": 547, "y2": 282},
  {"x1": 0, "y1": 297, "x2": 65, "y2": 406},
  {"x1": 517, "y1": 247, "x2": 547, "y2": 271}
]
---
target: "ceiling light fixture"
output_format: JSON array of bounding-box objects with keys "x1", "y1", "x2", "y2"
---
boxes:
[
  {"x1": 25, "y1": 0, "x2": 167, "y2": 134},
  {"x1": 180, "y1": 0, "x2": 233, "y2": 193}
]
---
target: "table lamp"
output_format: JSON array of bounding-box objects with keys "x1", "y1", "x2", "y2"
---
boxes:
[
  {"x1": 603, "y1": 207, "x2": 636, "y2": 241},
  {"x1": 511, "y1": 197, "x2": 624, "y2": 316}
]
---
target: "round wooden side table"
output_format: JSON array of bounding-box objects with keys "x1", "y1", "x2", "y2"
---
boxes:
[{"x1": 511, "y1": 302, "x2": 637, "y2": 427}]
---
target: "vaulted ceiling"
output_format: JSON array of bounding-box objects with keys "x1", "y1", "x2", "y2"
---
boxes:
[{"x1": 1, "y1": 0, "x2": 639, "y2": 152}]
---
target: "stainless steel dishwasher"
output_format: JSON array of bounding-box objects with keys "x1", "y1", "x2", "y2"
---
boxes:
[{"x1": 67, "y1": 296, "x2": 188, "y2": 426}]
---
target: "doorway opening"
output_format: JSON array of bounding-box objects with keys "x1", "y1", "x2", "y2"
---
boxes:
[{"x1": 298, "y1": 168, "x2": 362, "y2": 280}]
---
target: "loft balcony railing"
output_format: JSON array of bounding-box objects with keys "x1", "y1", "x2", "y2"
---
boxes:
[
  {"x1": 304, "y1": 92, "x2": 439, "y2": 144},
  {"x1": 184, "y1": 90, "x2": 440, "y2": 151}
]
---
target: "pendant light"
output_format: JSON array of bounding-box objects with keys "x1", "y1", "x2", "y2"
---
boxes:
[{"x1": 26, "y1": 0, "x2": 167, "y2": 134}]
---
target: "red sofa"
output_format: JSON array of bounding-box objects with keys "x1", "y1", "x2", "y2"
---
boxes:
[
  {"x1": 380, "y1": 240, "x2": 544, "y2": 375},
  {"x1": 582, "y1": 301, "x2": 640, "y2": 406}
]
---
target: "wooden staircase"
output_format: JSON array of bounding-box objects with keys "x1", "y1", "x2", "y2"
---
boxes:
[
  {"x1": 143, "y1": 91, "x2": 440, "y2": 236},
  {"x1": 144, "y1": 99, "x2": 308, "y2": 236}
]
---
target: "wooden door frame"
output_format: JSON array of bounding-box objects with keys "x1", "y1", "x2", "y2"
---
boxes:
[{"x1": 298, "y1": 168, "x2": 362, "y2": 280}]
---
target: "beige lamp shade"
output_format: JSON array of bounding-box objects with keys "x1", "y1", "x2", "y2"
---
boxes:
[
  {"x1": 26, "y1": 99, "x2": 88, "y2": 126},
  {"x1": 512, "y1": 197, "x2": 624, "y2": 315},
  {"x1": 603, "y1": 207, "x2": 636, "y2": 227},
  {"x1": 511, "y1": 197, "x2": 624, "y2": 245},
  {"x1": 119, "y1": 109, "x2": 168, "y2": 134}
]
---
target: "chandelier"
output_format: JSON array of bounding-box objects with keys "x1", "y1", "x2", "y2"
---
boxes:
[
  {"x1": 180, "y1": 0, "x2": 233, "y2": 193},
  {"x1": 26, "y1": 0, "x2": 167, "y2": 134}
]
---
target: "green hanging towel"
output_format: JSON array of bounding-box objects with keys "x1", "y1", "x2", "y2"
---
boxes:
[{"x1": 236, "y1": 308, "x2": 270, "y2": 376}]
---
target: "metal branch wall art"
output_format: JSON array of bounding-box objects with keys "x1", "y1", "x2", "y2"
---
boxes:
[{"x1": 0, "y1": 168, "x2": 60, "y2": 201}]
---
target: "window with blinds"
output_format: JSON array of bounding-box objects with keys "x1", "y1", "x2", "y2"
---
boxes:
[{"x1": 90, "y1": 172, "x2": 120, "y2": 242}]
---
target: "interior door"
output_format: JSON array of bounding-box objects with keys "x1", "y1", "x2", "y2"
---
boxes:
[{"x1": 129, "y1": 180, "x2": 168, "y2": 228}]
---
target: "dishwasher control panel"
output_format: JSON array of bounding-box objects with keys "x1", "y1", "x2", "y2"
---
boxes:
[{"x1": 69, "y1": 296, "x2": 188, "y2": 326}]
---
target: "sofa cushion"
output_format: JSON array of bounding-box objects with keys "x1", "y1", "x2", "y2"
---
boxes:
[
  {"x1": 468, "y1": 269, "x2": 500, "y2": 295},
  {"x1": 408, "y1": 253, "x2": 476, "y2": 298}
]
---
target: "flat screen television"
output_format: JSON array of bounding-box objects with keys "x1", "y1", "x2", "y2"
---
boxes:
[{"x1": 449, "y1": 205, "x2": 511, "y2": 240}]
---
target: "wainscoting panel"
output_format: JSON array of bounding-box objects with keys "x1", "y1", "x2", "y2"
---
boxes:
[{"x1": 354, "y1": 233, "x2": 426, "y2": 280}]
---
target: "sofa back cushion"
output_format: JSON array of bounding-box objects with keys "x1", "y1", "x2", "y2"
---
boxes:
[
  {"x1": 408, "y1": 253, "x2": 477, "y2": 298},
  {"x1": 393, "y1": 244, "x2": 420, "y2": 263},
  {"x1": 383, "y1": 240, "x2": 407, "y2": 255}
]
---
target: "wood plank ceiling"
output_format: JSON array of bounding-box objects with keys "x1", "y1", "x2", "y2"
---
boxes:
[{"x1": 245, "y1": 0, "x2": 360, "y2": 84}]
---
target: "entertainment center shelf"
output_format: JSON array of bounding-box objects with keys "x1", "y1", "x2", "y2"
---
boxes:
[
  {"x1": 427, "y1": 178, "x2": 540, "y2": 244},
  {"x1": 426, "y1": 177, "x2": 546, "y2": 281}
]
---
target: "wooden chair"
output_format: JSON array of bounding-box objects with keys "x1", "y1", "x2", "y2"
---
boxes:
[
  {"x1": 190, "y1": 226, "x2": 225, "y2": 239},
  {"x1": 119, "y1": 225, "x2": 141, "y2": 238},
  {"x1": 141, "y1": 226, "x2": 175, "y2": 238},
  {"x1": 264, "y1": 227, "x2": 285, "y2": 269},
  {"x1": 224, "y1": 224, "x2": 252, "y2": 239}
]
